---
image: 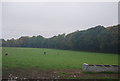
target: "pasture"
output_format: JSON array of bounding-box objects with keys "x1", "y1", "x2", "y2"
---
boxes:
[
  {"x1": 2, "y1": 47, "x2": 119, "y2": 79},
  {"x1": 2, "y1": 47, "x2": 119, "y2": 69}
]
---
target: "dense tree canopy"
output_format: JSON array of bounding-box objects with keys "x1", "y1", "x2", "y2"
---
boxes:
[{"x1": 1, "y1": 25, "x2": 119, "y2": 54}]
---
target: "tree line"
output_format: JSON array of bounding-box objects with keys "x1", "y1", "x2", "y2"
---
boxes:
[{"x1": 1, "y1": 25, "x2": 119, "y2": 54}]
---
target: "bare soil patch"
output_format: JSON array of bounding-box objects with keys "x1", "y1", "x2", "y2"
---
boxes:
[{"x1": 2, "y1": 68, "x2": 119, "y2": 80}]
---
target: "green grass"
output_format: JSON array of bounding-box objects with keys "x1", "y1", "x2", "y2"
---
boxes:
[
  {"x1": 2, "y1": 47, "x2": 119, "y2": 69},
  {"x1": 0, "y1": 47, "x2": 2, "y2": 68}
]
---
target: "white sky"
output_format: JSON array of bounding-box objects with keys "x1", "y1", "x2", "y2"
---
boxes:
[
  {"x1": 1, "y1": 1, "x2": 118, "y2": 39},
  {"x1": 1, "y1": 0, "x2": 119, "y2": 2}
]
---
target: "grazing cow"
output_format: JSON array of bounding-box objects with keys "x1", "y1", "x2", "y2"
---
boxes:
[
  {"x1": 44, "y1": 52, "x2": 46, "y2": 55},
  {"x1": 5, "y1": 52, "x2": 8, "y2": 56}
]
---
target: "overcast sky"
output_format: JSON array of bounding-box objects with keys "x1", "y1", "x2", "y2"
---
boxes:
[{"x1": 2, "y1": 2, "x2": 118, "y2": 39}]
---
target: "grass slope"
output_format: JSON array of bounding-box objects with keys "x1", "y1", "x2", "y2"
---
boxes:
[{"x1": 2, "y1": 47, "x2": 119, "y2": 69}]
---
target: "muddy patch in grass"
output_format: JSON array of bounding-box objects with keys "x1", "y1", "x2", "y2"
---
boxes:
[{"x1": 2, "y1": 68, "x2": 120, "y2": 80}]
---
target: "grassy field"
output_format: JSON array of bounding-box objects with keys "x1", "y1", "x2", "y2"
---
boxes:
[
  {"x1": 2, "y1": 47, "x2": 119, "y2": 69},
  {"x1": 0, "y1": 47, "x2": 1, "y2": 67}
]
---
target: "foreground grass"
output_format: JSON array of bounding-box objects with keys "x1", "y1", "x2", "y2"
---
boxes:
[
  {"x1": 2, "y1": 47, "x2": 119, "y2": 69},
  {"x1": 0, "y1": 47, "x2": 1, "y2": 67}
]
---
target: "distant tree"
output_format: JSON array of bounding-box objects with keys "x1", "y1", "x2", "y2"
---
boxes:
[{"x1": 2, "y1": 24, "x2": 119, "y2": 54}]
